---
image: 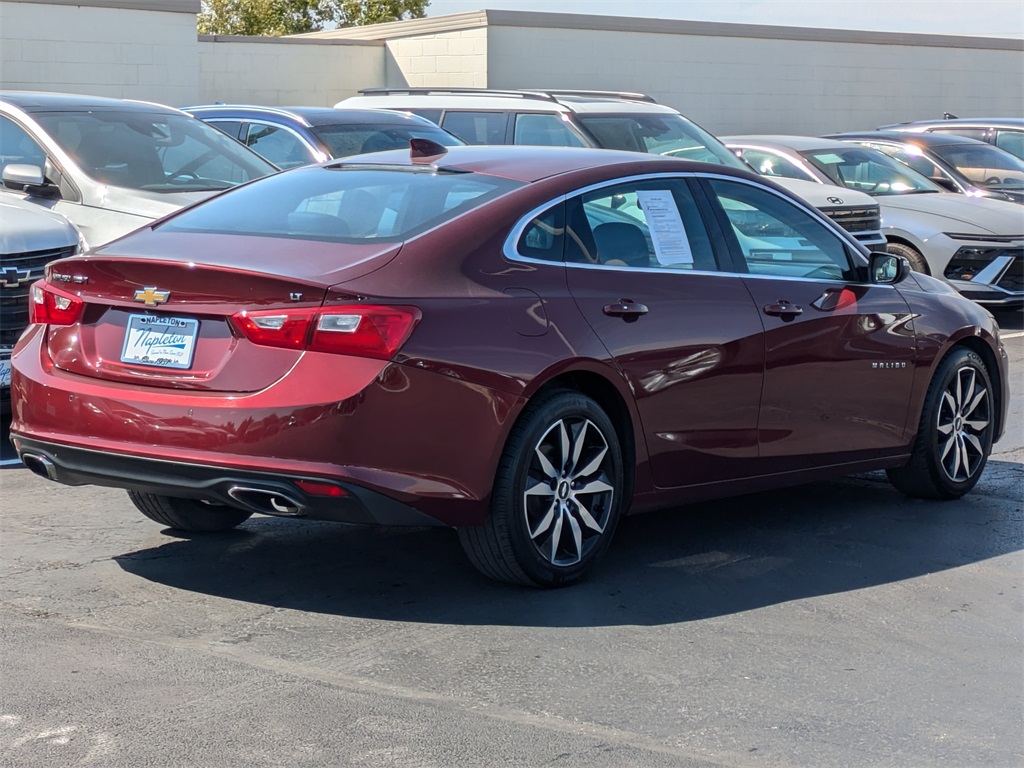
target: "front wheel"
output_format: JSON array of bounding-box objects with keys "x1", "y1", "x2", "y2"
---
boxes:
[
  {"x1": 887, "y1": 348, "x2": 995, "y2": 499},
  {"x1": 458, "y1": 390, "x2": 625, "y2": 587},
  {"x1": 128, "y1": 491, "x2": 253, "y2": 532},
  {"x1": 885, "y1": 241, "x2": 928, "y2": 274}
]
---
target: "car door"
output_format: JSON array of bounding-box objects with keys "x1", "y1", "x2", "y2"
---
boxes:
[
  {"x1": 562, "y1": 175, "x2": 766, "y2": 487},
  {"x1": 699, "y1": 175, "x2": 918, "y2": 473}
]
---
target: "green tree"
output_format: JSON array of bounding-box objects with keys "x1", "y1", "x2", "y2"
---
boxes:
[{"x1": 198, "y1": 0, "x2": 429, "y2": 36}]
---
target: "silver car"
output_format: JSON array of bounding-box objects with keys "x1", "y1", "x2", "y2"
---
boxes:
[
  {"x1": 724, "y1": 135, "x2": 1023, "y2": 308},
  {"x1": 0, "y1": 193, "x2": 81, "y2": 409},
  {"x1": 0, "y1": 92, "x2": 278, "y2": 248}
]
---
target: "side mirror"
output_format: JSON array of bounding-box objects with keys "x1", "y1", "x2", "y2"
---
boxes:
[
  {"x1": 2, "y1": 163, "x2": 58, "y2": 197},
  {"x1": 870, "y1": 252, "x2": 911, "y2": 285},
  {"x1": 931, "y1": 176, "x2": 959, "y2": 193}
]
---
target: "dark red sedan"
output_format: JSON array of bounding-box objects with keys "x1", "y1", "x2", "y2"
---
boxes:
[{"x1": 11, "y1": 144, "x2": 1008, "y2": 586}]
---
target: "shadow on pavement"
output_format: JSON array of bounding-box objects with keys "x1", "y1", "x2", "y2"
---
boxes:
[{"x1": 115, "y1": 461, "x2": 1023, "y2": 628}]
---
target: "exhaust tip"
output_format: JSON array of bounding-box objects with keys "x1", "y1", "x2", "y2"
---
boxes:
[
  {"x1": 21, "y1": 453, "x2": 58, "y2": 481},
  {"x1": 227, "y1": 485, "x2": 305, "y2": 517}
]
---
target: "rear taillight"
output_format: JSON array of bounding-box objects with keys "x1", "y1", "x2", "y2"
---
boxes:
[
  {"x1": 29, "y1": 280, "x2": 85, "y2": 326},
  {"x1": 230, "y1": 305, "x2": 420, "y2": 360}
]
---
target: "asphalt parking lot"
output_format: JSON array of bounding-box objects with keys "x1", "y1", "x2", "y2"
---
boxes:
[{"x1": 1, "y1": 311, "x2": 1021, "y2": 768}]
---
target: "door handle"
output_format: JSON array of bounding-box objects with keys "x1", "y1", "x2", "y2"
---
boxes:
[
  {"x1": 763, "y1": 301, "x2": 803, "y2": 319},
  {"x1": 603, "y1": 300, "x2": 649, "y2": 319}
]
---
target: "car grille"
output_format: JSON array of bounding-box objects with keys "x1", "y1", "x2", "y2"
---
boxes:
[
  {"x1": 0, "y1": 245, "x2": 76, "y2": 349},
  {"x1": 821, "y1": 205, "x2": 881, "y2": 234},
  {"x1": 943, "y1": 248, "x2": 1023, "y2": 294}
]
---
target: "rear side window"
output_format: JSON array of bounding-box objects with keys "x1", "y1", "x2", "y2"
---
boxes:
[
  {"x1": 243, "y1": 123, "x2": 316, "y2": 169},
  {"x1": 159, "y1": 165, "x2": 523, "y2": 242},
  {"x1": 564, "y1": 179, "x2": 717, "y2": 271},
  {"x1": 995, "y1": 130, "x2": 1024, "y2": 158},
  {"x1": 516, "y1": 203, "x2": 565, "y2": 261},
  {"x1": 441, "y1": 112, "x2": 507, "y2": 144},
  {"x1": 513, "y1": 114, "x2": 586, "y2": 147}
]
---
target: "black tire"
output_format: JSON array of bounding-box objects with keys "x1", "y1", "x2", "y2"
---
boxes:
[
  {"x1": 886, "y1": 241, "x2": 929, "y2": 274},
  {"x1": 458, "y1": 390, "x2": 625, "y2": 587},
  {"x1": 127, "y1": 491, "x2": 253, "y2": 532},
  {"x1": 887, "y1": 347, "x2": 995, "y2": 500}
]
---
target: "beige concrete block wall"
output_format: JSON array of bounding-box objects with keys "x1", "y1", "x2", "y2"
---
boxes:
[
  {"x1": 486, "y1": 26, "x2": 1024, "y2": 136},
  {"x1": 384, "y1": 28, "x2": 487, "y2": 88},
  {"x1": 197, "y1": 37, "x2": 383, "y2": 107},
  {"x1": 0, "y1": 1, "x2": 199, "y2": 104}
]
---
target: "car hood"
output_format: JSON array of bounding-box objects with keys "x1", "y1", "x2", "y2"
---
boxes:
[
  {"x1": 0, "y1": 194, "x2": 79, "y2": 254},
  {"x1": 878, "y1": 193, "x2": 1024, "y2": 235},
  {"x1": 771, "y1": 178, "x2": 875, "y2": 208},
  {"x1": 96, "y1": 186, "x2": 220, "y2": 221}
]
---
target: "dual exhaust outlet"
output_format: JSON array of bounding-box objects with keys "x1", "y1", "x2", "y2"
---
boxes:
[{"x1": 19, "y1": 452, "x2": 306, "y2": 518}]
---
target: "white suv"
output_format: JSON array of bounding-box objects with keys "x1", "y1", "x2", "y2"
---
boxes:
[{"x1": 337, "y1": 88, "x2": 886, "y2": 250}]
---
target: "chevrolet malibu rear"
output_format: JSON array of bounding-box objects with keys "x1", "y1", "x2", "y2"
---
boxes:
[{"x1": 11, "y1": 156, "x2": 531, "y2": 531}]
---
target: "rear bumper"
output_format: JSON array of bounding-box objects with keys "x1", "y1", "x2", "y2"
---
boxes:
[{"x1": 13, "y1": 436, "x2": 444, "y2": 527}]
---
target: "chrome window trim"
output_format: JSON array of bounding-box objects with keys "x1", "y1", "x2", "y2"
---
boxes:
[
  {"x1": 502, "y1": 171, "x2": 872, "y2": 286},
  {"x1": 186, "y1": 106, "x2": 312, "y2": 127}
]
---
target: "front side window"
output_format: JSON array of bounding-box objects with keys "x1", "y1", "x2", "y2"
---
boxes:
[
  {"x1": 0, "y1": 115, "x2": 47, "y2": 172},
  {"x1": 32, "y1": 110, "x2": 276, "y2": 192},
  {"x1": 441, "y1": 111, "x2": 507, "y2": 144},
  {"x1": 513, "y1": 113, "x2": 586, "y2": 147},
  {"x1": 709, "y1": 178, "x2": 854, "y2": 281},
  {"x1": 801, "y1": 146, "x2": 942, "y2": 196},
  {"x1": 243, "y1": 123, "x2": 316, "y2": 169},
  {"x1": 564, "y1": 178, "x2": 717, "y2": 271},
  {"x1": 159, "y1": 166, "x2": 523, "y2": 243},
  {"x1": 574, "y1": 113, "x2": 747, "y2": 170},
  {"x1": 736, "y1": 147, "x2": 816, "y2": 181}
]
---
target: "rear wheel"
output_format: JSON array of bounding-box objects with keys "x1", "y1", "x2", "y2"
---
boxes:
[
  {"x1": 887, "y1": 347, "x2": 994, "y2": 499},
  {"x1": 458, "y1": 390, "x2": 625, "y2": 587},
  {"x1": 128, "y1": 491, "x2": 253, "y2": 532},
  {"x1": 886, "y1": 241, "x2": 928, "y2": 274}
]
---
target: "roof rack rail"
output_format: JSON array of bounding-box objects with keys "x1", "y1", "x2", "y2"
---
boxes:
[{"x1": 357, "y1": 87, "x2": 656, "y2": 104}]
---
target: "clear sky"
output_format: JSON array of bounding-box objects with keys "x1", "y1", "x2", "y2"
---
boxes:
[{"x1": 424, "y1": 0, "x2": 1024, "y2": 39}]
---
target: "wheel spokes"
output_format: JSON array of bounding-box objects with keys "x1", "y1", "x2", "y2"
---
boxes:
[{"x1": 524, "y1": 415, "x2": 616, "y2": 567}]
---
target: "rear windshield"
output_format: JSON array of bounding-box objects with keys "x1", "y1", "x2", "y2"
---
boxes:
[
  {"x1": 159, "y1": 165, "x2": 523, "y2": 242},
  {"x1": 312, "y1": 123, "x2": 463, "y2": 158}
]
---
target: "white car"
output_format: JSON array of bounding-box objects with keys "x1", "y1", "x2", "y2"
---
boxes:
[
  {"x1": 1, "y1": 91, "x2": 278, "y2": 248},
  {"x1": 0, "y1": 193, "x2": 81, "y2": 409},
  {"x1": 338, "y1": 89, "x2": 887, "y2": 249},
  {"x1": 724, "y1": 135, "x2": 1023, "y2": 308}
]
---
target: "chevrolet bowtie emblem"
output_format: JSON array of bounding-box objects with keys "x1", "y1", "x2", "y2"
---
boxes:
[{"x1": 134, "y1": 287, "x2": 170, "y2": 306}]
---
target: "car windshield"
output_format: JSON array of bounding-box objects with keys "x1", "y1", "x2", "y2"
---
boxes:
[
  {"x1": 801, "y1": 146, "x2": 942, "y2": 196},
  {"x1": 575, "y1": 113, "x2": 748, "y2": 170},
  {"x1": 158, "y1": 165, "x2": 523, "y2": 242},
  {"x1": 311, "y1": 122, "x2": 464, "y2": 159},
  {"x1": 929, "y1": 142, "x2": 1024, "y2": 192},
  {"x1": 33, "y1": 110, "x2": 277, "y2": 192}
]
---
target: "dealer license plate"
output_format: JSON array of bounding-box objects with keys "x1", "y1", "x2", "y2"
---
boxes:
[{"x1": 121, "y1": 314, "x2": 199, "y2": 370}]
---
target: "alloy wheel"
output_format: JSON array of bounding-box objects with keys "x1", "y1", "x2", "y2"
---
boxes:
[
  {"x1": 524, "y1": 417, "x2": 615, "y2": 567},
  {"x1": 936, "y1": 364, "x2": 991, "y2": 483}
]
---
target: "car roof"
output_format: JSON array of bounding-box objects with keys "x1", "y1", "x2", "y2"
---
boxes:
[
  {"x1": 182, "y1": 105, "x2": 439, "y2": 128},
  {"x1": 333, "y1": 144, "x2": 751, "y2": 184},
  {"x1": 721, "y1": 135, "x2": 853, "y2": 152},
  {"x1": 339, "y1": 92, "x2": 679, "y2": 116},
  {"x1": 824, "y1": 131, "x2": 995, "y2": 147},
  {"x1": 0, "y1": 90, "x2": 183, "y2": 114},
  {"x1": 880, "y1": 117, "x2": 1024, "y2": 130}
]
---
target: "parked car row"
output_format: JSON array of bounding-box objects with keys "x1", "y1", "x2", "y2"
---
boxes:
[{"x1": 1, "y1": 89, "x2": 1016, "y2": 586}]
